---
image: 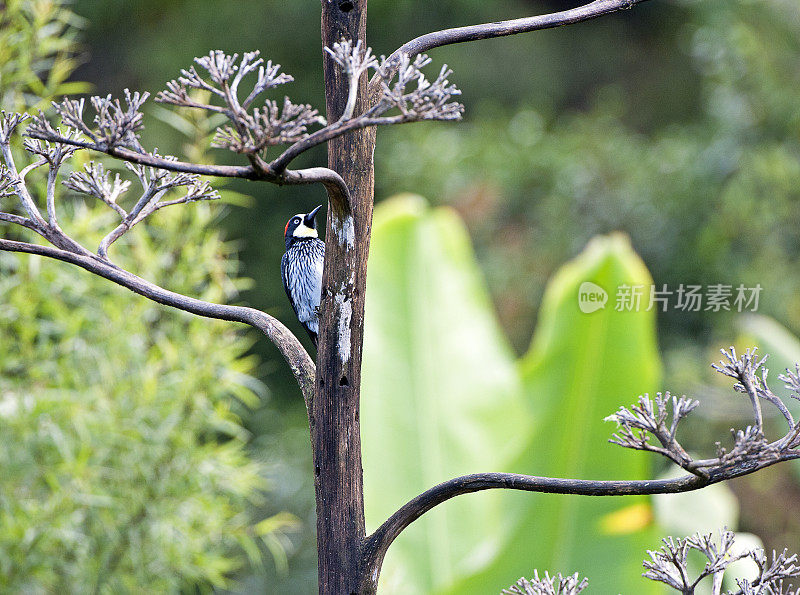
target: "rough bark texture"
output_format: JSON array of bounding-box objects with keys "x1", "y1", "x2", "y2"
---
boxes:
[{"x1": 315, "y1": 1, "x2": 373, "y2": 593}]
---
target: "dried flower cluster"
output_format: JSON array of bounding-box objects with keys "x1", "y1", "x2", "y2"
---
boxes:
[
  {"x1": 507, "y1": 531, "x2": 798, "y2": 594},
  {"x1": 371, "y1": 52, "x2": 464, "y2": 122},
  {"x1": 606, "y1": 347, "x2": 800, "y2": 478},
  {"x1": 0, "y1": 110, "x2": 217, "y2": 261},
  {"x1": 0, "y1": 42, "x2": 464, "y2": 273},
  {"x1": 28, "y1": 91, "x2": 149, "y2": 151},
  {"x1": 69, "y1": 158, "x2": 218, "y2": 258},
  {"x1": 157, "y1": 50, "x2": 325, "y2": 154},
  {"x1": 501, "y1": 571, "x2": 589, "y2": 595},
  {"x1": 22, "y1": 43, "x2": 462, "y2": 178},
  {"x1": 325, "y1": 39, "x2": 464, "y2": 123},
  {"x1": 644, "y1": 530, "x2": 798, "y2": 595}
]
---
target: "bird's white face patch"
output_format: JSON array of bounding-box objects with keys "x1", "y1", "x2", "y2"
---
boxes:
[{"x1": 293, "y1": 222, "x2": 318, "y2": 238}]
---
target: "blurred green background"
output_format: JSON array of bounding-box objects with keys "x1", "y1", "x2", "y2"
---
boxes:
[{"x1": 2, "y1": 0, "x2": 800, "y2": 592}]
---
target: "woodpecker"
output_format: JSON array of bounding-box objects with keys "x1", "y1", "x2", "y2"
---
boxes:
[{"x1": 281, "y1": 205, "x2": 325, "y2": 347}]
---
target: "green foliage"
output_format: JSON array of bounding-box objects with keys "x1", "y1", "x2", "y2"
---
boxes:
[
  {"x1": 362, "y1": 195, "x2": 532, "y2": 593},
  {"x1": 375, "y1": 0, "x2": 800, "y2": 351},
  {"x1": 363, "y1": 198, "x2": 663, "y2": 593},
  {"x1": 0, "y1": 199, "x2": 295, "y2": 592},
  {"x1": 0, "y1": 0, "x2": 90, "y2": 111},
  {"x1": 0, "y1": 2, "x2": 292, "y2": 590},
  {"x1": 453, "y1": 234, "x2": 662, "y2": 594}
]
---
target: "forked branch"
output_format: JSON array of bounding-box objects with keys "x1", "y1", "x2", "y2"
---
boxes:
[
  {"x1": 0, "y1": 110, "x2": 315, "y2": 409},
  {"x1": 22, "y1": 42, "x2": 462, "y2": 215}
]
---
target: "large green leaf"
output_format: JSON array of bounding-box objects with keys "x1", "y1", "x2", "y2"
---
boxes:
[
  {"x1": 363, "y1": 199, "x2": 666, "y2": 592},
  {"x1": 452, "y1": 233, "x2": 663, "y2": 593},
  {"x1": 361, "y1": 195, "x2": 533, "y2": 593}
]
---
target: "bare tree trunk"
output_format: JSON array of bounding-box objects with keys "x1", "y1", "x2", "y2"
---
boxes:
[{"x1": 315, "y1": 1, "x2": 373, "y2": 592}]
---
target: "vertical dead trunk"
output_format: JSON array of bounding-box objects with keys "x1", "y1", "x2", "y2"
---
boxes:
[{"x1": 315, "y1": 0, "x2": 374, "y2": 592}]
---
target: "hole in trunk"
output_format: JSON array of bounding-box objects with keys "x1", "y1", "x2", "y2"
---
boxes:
[
  {"x1": 339, "y1": 1, "x2": 354, "y2": 11},
  {"x1": 339, "y1": 376, "x2": 349, "y2": 386}
]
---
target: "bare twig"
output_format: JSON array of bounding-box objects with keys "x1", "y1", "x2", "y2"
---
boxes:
[
  {"x1": 1, "y1": 112, "x2": 45, "y2": 225},
  {"x1": 713, "y1": 347, "x2": 768, "y2": 431},
  {"x1": 23, "y1": 133, "x2": 81, "y2": 230},
  {"x1": 386, "y1": 0, "x2": 650, "y2": 65},
  {"x1": 0, "y1": 211, "x2": 38, "y2": 230},
  {"x1": 64, "y1": 162, "x2": 131, "y2": 218},
  {"x1": 325, "y1": 40, "x2": 377, "y2": 121}
]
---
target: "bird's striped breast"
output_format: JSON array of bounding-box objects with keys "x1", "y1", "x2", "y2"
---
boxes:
[{"x1": 281, "y1": 238, "x2": 325, "y2": 335}]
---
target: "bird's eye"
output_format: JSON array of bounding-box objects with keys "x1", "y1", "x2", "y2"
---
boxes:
[{"x1": 294, "y1": 217, "x2": 301, "y2": 224}]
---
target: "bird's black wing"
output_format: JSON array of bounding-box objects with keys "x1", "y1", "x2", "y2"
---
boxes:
[{"x1": 280, "y1": 252, "x2": 299, "y2": 319}]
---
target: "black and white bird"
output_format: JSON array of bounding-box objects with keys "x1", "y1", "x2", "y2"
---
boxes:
[{"x1": 281, "y1": 205, "x2": 325, "y2": 347}]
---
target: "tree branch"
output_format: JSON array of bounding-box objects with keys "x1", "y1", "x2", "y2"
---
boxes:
[
  {"x1": 268, "y1": 111, "x2": 451, "y2": 174},
  {"x1": 0, "y1": 211, "x2": 38, "y2": 229},
  {"x1": 361, "y1": 345, "x2": 800, "y2": 592},
  {"x1": 360, "y1": 455, "x2": 798, "y2": 593},
  {"x1": 390, "y1": 0, "x2": 650, "y2": 60},
  {"x1": 0, "y1": 237, "x2": 316, "y2": 411},
  {"x1": 24, "y1": 129, "x2": 353, "y2": 215},
  {"x1": 365, "y1": 0, "x2": 651, "y2": 130},
  {"x1": 2, "y1": 107, "x2": 332, "y2": 408}
]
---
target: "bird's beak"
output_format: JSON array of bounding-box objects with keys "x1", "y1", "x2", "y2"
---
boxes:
[{"x1": 304, "y1": 205, "x2": 322, "y2": 228}]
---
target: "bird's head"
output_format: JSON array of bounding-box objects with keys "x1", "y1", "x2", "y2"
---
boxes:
[{"x1": 284, "y1": 205, "x2": 322, "y2": 248}]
